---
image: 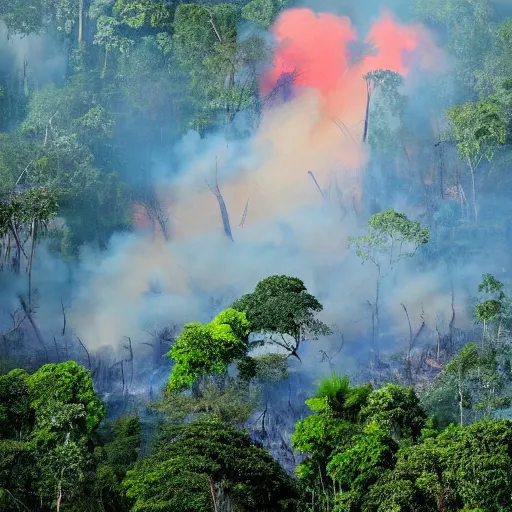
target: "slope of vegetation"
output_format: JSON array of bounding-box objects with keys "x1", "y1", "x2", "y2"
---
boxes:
[{"x1": 2, "y1": 0, "x2": 512, "y2": 511}]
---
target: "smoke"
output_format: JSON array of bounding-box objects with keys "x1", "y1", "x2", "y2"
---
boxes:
[
  {"x1": 63, "y1": 6, "x2": 453, "y2": 366},
  {"x1": 0, "y1": 3, "x2": 490, "y2": 386}
]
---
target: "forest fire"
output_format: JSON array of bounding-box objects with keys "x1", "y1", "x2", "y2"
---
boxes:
[
  {"x1": 261, "y1": 8, "x2": 431, "y2": 121},
  {"x1": 140, "y1": 8, "x2": 442, "y2": 242}
]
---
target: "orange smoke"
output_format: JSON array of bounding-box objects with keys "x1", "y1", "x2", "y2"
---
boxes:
[
  {"x1": 262, "y1": 8, "x2": 430, "y2": 121},
  {"x1": 140, "y1": 8, "x2": 441, "y2": 241}
]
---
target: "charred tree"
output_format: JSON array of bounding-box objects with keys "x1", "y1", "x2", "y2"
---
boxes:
[{"x1": 208, "y1": 158, "x2": 234, "y2": 241}]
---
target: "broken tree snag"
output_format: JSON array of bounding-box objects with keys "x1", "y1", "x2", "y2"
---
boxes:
[
  {"x1": 308, "y1": 171, "x2": 324, "y2": 199},
  {"x1": 362, "y1": 76, "x2": 371, "y2": 143},
  {"x1": 208, "y1": 158, "x2": 234, "y2": 242},
  {"x1": 239, "y1": 197, "x2": 249, "y2": 228}
]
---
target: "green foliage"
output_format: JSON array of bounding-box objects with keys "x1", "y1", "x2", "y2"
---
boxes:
[
  {"x1": 172, "y1": 3, "x2": 264, "y2": 132},
  {"x1": 94, "y1": 416, "x2": 142, "y2": 512},
  {"x1": 0, "y1": 362, "x2": 137, "y2": 512},
  {"x1": 232, "y1": 275, "x2": 331, "y2": 357},
  {"x1": 113, "y1": 0, "x2": 172, "y2": 29},
  {"x1": 0, "y1": 369, "x2": 32, "y2": 439},
  {"x1": 421, "y1": 343, "x2": 512, "y2": 427},
  {"x1": 27, "y1": 361, "x2": 106, "y2": 434},
  {"x1": 414, "y1": 0, "x2": 493, "y2": 91},
  {"x1": 366, "y1": 419, "x2": 512, "y2": 511},
  {"x1": 123, "y1": 416, "x2": 297, "y2": 512},
  {"x1": 360, "y1": 384, "x2": 426, "y2": 442},
  {"x1": 153, "y1": 379, "x2": 258, "y2": 425},
  {"x1": 167, "y1": 308, "x2": 251, "y2": 392},
  {"x1": 447, "y1": 97, "x2": 508, "y2": 168},
  {"x1": 293, "y1": 377, "x2": 428, "y2": 511},
  {"x1": 327, "y1": 421, "x2": 397, "y2": 509},
  {"x1": 349, "y1": 209, "x2": 429, "y2": 265},
  {"x1": 241, "y1": 0, "x2": 281, "y2": 28}
]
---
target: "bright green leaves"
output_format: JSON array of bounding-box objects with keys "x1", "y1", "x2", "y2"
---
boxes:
[
  {"x1": 349, "y1": 209, "x2": 429, "y2": 264},
  {"x1": 360, "y1": 384, "x2": 426, "y2": 442},
  {"x1": 447, "y1": 97, "x2": 508, "y2": 168},
  {"x1": 0, "y1": 369, "x2": 32, "y2": 440},
  {"x1": 0, "y1": 362, "x2": 114, "y2": 511},
  {"x1": 167, "y1": 308, "x2": 250, "y2": 392},
  {"x1": 293, "y1": 375, "x2": 425, "y2": 510},
  {"x1": 367, "y1": 419, "x2": 512, "y2": 511},
  {"x1": 232, "y1": 275, "x2": 331, "y2": 358},
  {"x1": 28, "y1": 361, "x2": 106, "y2": 435}
]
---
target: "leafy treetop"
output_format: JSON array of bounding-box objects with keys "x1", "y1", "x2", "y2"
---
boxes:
[
  {"x1": 167, "y1": 307, "x2": 251, "y2": 392},
  {"x1": 231, "y1": 275, "x2": 331, "y2": 359}
]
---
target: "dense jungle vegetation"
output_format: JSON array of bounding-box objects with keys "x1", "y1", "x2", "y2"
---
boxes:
[{"x1": 3, "y1": 0, "x2": 512, "y2": 511}]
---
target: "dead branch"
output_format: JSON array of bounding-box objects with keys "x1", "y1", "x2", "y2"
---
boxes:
[
  {"x1": 123, "y1": 336, "x2": 134, "y2": 391},
  {"x1": 1, "y1": 308, "x2": 27, "y2": 338},
  {"x1": 308, "y1": 171, "x2": 324, "y2": 198},
  {"x1": 61, "y1": 299, "x2": 67, "y2": 336},
  {"x1": 206, "y1": 158, "x2": 234, "y2": 241},
  {"x1": 239, "y1": 197, "x2": 249, "y2": 227},
  {"x1": 76, "y1": 336, "x2": 91, "y2": 370}
]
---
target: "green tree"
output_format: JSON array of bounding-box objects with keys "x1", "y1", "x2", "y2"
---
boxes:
[
  {"x1": 241, "y1": 0, "x2": 283, "y2": 29},
  {"x1": 363, "y1": 69, "x2": 405, "y2": 145},
  {"x1": 123, "y1": 416, "x2": 297, "y2": 512},
  {"x1": 414, "y1": 0, "x2": 494, "y2": 93},
  {"x1": 446, "y1": 97, "x2": 508, "y2": 222},
  {"x1": 360, "y1": 384, "x2": 426, "y2": 443},
  {"x1": 474, "y1": 273, "x2": 506, "y2": 343},
  {"x1": 421, "y1": 343, "x2": 512, "y2": 427},
  {"x1": 167, "y1": 308, "x2": 251, "y2": 392},
  {"x1": 232, "y1": 275, "x2": 331, "y2": 360},
  {"x1": 365, "y1": 419, "x2": 512, "y2": 511},
  {"x1": 94, "y1": 416, "x2": 142, "y2": 512},
  {"x1": 0, "y1": 362, "x2": 110, "y2": 511},
  {"x1": 293, "y1": 375, "x2": 427, "y2": 511},
  {"x1": 173, "y1": 3, "x2": 265, "y2": 133},
  {"x1": 349, "y1": 210, "x2": 429, "y2": 359}
]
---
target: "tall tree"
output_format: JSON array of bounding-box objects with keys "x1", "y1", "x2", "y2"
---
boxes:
[{"x1": 232, "y1": 275, "x2": 331, "y2": 361}]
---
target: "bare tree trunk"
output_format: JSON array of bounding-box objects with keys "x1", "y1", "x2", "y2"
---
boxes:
[
  {"x1": 373, "y1": 264, "x2": 381, "y2": 364},
  {"x1": 76, "y1": 336, "x2": 91, "y2": 370},
  {"x1": 362, "y1": 81, "x2": 371, "y2": 143},
  {"x1": 78, "y1": 0, "x2": 84, "y2": 46},
  {"x1": 209, "y1": 476, "x2": 218, "y2": 512},
  {"x1": 27, "y1": 220, "x2": 37, "y2": 309},
  {"x1": 458, "y1": 372, "x2": 463, "y2": 427},
  {"x1": 208, "y1": 159, "x2": 234, "y2": 241},
  {"x1": 56, "y1": 468, "x2": 64, "y2": 512},
  {"x1": 466, "y1": 156, "x2": 478, "y2": 222}
]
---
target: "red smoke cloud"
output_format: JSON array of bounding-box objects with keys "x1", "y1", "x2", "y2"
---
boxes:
[{"x1": 261, "y1": 8, "x2": 437, "y2": 121}]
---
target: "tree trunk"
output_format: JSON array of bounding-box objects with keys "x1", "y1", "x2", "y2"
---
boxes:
[
  {"x1": 374, "y1": 264, "x2": 381, "y2": 362},
  {"x1": 467, "y1": 157, "x2": 478, "y2": 222},
  {"x1": 458, "y1": 378, "x2": 463, "y2": 427},
  {"x1": 28, "y1": 220, "x2": 37, "y2": 309},
  {"x1": 56, "y1": 468, "x2": 65, "y2": 512},
  {"x1": 78, "y1": 0, "x2": 84, "y2": 46},
  {"x1": 362, "y1": 84, "x2": 371, "y2": 143}
]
